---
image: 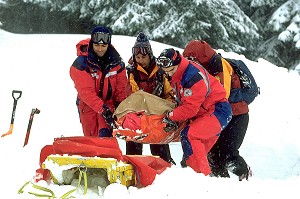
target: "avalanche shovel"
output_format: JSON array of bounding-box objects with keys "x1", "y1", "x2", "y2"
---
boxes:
[
  {"x1": 1, "y1": 90, "x2": 22, "y2": 138},
  {"x1": 23, "y1": 108, "x2": 40, "y2": 147}
]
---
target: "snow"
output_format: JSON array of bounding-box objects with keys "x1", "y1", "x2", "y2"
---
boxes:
[{"x1": 0, "y1": 29, "x2": 300, "y2": 198}]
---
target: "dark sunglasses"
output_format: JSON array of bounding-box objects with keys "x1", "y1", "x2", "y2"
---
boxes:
[
  {"x1": 132, "y1": 47, "x2": 150, "y2": 56},
  {"x1": 92, "y1": 32, "x2": 111, "y2": 44},
  {"x1": 156, "y1": 57, "x2": 173, "y2": 68}
]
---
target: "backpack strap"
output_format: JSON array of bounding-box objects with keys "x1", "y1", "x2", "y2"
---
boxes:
[
  {"x1": 207, "y1": 53, "x2": 223, "y2": 75},
  {"x1": 152, "y1": 68, "x2": 165, "y2": 97}
]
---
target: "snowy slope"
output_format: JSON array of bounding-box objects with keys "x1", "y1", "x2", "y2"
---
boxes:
[{"x1": 0, "y1": 30, "x2": 300, "y2": 198}]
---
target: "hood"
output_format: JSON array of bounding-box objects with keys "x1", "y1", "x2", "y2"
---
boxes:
[{"x1": 183, "y1": 40, "x2": 216, "y2": 67}]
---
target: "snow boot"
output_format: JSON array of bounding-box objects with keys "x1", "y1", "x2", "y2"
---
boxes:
[{"x1": 238, "y1": 166, "x2": 253, "y2": 181}]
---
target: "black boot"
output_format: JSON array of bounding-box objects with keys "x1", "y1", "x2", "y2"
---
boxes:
[
  {"x1": 210, "y1": 166, "x2": 230, "y2": 178},
  {"x1": 150, "y1": 144, "x2": 176, "y2": 165},
  {"x1": 238, "y1": 165, "x2": 253, "y2": 181},
  {"x1": 126, "y1": 141, "x2": 143, "y2": 155},
  {"x1": 180, "y1": 158, "x2": 187, "y2": 168}
]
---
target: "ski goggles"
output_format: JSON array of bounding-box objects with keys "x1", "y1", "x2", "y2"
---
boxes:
[
  {"x1": 156, "y1": 57, "x2": 173, "y2": 68},
  {"x1": 92, "y1": 32, "x2": 111, "y2": 44},
  {"x1": 132, "y1": 46, "x2": 150, "y2": 56}
]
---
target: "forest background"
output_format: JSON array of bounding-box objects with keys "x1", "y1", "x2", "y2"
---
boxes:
[{"x1": 0, "y1": 0, "x2": 299, "y2": 71}]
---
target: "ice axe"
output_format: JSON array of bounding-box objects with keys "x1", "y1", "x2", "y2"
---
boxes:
[
  {"x1": 23, "y1": 108, "x2": 40, "y2": 147},
  {"x1": 1, "y1": 90, "x2": 22, "y2": 138}
]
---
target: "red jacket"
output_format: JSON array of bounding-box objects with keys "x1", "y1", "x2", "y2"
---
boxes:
[
  {"x1": 183, "y1": 40, "x2": 248, "y2": 115},
  {"x1": 70, "y1": 38, "x2": 127, "y2": 113},
  {"x1": 169, "y1": 56, "x2": 227, "y2": 122}
]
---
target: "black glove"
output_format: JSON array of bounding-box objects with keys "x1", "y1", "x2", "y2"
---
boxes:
[
  {"x1": 126, "y1": 64, "x2": 134, "y2": 78},
  {"x1": 162, "y1": 112, "x2": 178, "y2": 133},
  {"x1": 102, "y1": 104, "x2": 116, "y2": 129}
]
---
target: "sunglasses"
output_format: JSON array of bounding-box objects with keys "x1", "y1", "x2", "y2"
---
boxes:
[
  {"x1": 156, "y1": 57, "x2": 173, "y2": 68},
  {"x1": 132, "y1": 47, "x2": 150, "y2": 56},
  {"x1": 92, "y1": 32, "x2": 111, "y2": 44}
]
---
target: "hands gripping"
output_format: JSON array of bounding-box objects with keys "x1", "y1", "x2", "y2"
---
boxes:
[
  {"x1": 162, "y1": 111, "x2": 178, "y2": 133},
  {"x1": 102, "y1": 104, "x2": 117, "y2": 129}
]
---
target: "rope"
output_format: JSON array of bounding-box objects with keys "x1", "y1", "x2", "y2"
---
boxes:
[
  {"x1": 78, "y1": 165, "x2": 88, "y2": 195},
  {"x1": 18, "y1": 164, "x2": 89, "y2": 198},
  {"x1": 18, "y1": 180, "x2": 77, "y2": 198}
]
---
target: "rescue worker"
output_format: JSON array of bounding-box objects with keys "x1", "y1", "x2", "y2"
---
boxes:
[
  {"x1": 183, "y1": 40, "x2": 253, "y2": 180},
  {"x1": 125, "y1": 32, "x2": 175, "y2": 164},
  {"x1": 156, "y1": 48, "x2": 232, "y2": 175},
  {"x1": 70, "y1": 26, "x2": 127, "y2": 137}
]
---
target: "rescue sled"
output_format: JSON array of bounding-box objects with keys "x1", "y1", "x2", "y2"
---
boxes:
[
  {"x1": 18, "y1": 136, "x2": 171, "y2": 198},
  {"x1": 42, "y1": 154, "x2": 136, "y2": 187}
]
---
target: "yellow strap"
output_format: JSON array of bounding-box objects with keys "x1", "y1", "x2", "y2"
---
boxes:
[
  {"x1": 18, "y1": 180, "x2": 54, "y2": 198},
  {"x1": 78, "y1": 167, "x2": 88, "y2": 195},
  {"x1": 18, "y1": 181, "x2": 30, "y2": 194},
  {"x1": 83, "y1": 172, "x2": 87, "y2": 194},
  {"x1": 18, "y1": 180, "x2": 77, "y2": 198},
  {"x1": 19, "y1": 166, "x2": 88, "y2": 198},
  {"x1": 60, "y1": 188, "x2": 76, "y2": 199},
  {"x1": 28, "y1": 191, "x2": 53, "y2": 198},
  {"x1": 29, "y1": 183, "x2": 56, "y2": 198}
]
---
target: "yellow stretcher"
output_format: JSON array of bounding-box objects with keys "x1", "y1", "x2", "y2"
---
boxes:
[{"x1": 42, "y1": 154, "x2": 136, "y2": 187}]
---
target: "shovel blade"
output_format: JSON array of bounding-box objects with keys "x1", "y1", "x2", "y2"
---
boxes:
[{"x1": 1, "y1": 125, "x2": 13, "y2": 137}]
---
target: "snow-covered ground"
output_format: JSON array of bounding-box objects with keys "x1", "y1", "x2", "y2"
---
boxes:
[{"x1": 0, "y1": 29, "x2": 300, "y2": 198}]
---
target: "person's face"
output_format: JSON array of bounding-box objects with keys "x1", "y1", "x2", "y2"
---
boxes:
[
  {"x1": 135, "y1": 53, "x2": 151, "y2": 68},
  {"x1": 161, "y1": 65, "x2": 178, "y2": 77},
  {"x1": 93, "y1": 43, "x2": 108, "y2": 57}
]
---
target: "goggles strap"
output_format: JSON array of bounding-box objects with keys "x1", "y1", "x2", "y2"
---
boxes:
[{"x1": 171, "y1": 51, "x2": 177, "y2": 61}]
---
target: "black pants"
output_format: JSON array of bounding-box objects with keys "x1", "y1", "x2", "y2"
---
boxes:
[
  {"x1": 126, "y1": 141, "x2": 174, "y2": 164},
  {"x1": 208, "y1": 113, "x2": 249, "y2": 177}
]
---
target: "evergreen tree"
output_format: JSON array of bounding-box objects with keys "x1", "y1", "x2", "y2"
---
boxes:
[
  {"x1": 249, "y1": 0, "x2": 300, "y2": 69},
  {"x1": 1, "y1": 0, "x2": 298, "y2": 69},
  {"x1": 183, "y1": 0, "x2": 259, "y2": 58},
  {"x1": 232, "y1": 0, "x2": 253, "y2": 16},
  {"x1": 101, "y1": 0, "x2": 259, "y2": 60},
  {"x1": 62, "y1": 0, "x2": 128, "y2": 33}
]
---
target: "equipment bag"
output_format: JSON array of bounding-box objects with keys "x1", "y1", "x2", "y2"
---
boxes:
[{"x1": 225, "y1": 58, "x2": 260, "y2": 105}]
